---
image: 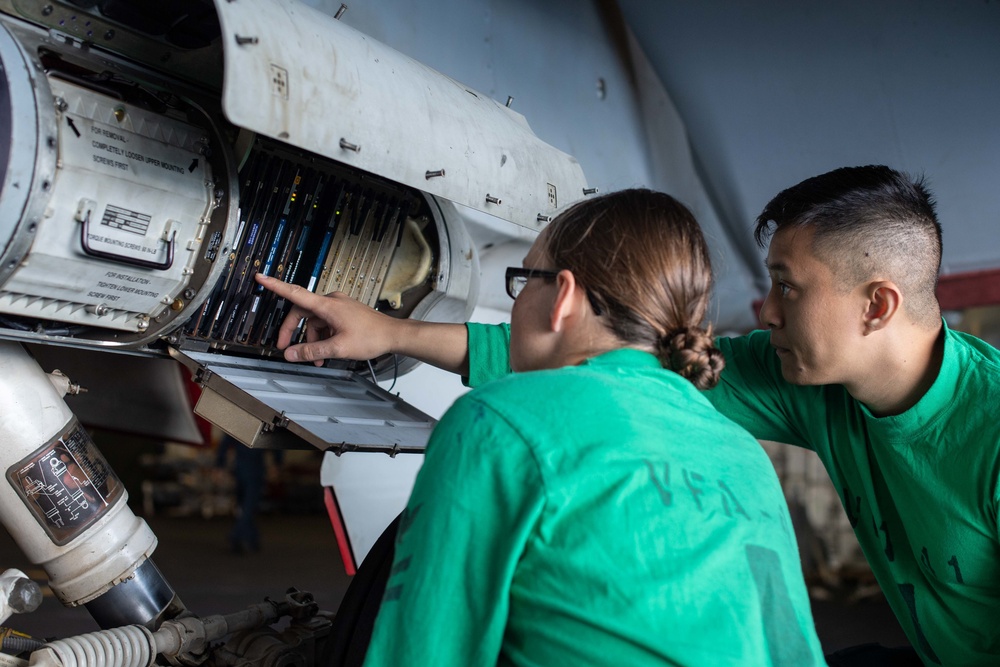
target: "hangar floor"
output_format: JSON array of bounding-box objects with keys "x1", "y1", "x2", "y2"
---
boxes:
[{"x1": 0, "y1": 511, "x2": 910, "y2": 656}]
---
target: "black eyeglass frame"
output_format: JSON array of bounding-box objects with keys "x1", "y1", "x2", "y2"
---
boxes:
[
  {"x1": 505, "y1": 267, "x2": 560, "y2": 300},
  {"x1": 504, "y1": 266, "x2": 604, "y2": 316}
]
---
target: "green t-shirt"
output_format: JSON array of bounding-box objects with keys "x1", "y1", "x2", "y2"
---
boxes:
[
  {"x1": 363, "y1": 343, "x2": 826, "y2": 667},
  {"x1": 706, "y1": 324, "x2": 1000, "y2": 665}
]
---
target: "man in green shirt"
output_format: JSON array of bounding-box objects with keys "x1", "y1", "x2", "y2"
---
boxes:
[{"x1": 705, "y1": 166, "x2": 1000, "y2": 666}]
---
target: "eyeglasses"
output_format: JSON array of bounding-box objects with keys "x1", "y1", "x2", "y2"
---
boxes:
[
  {"x1": 505, "y1": 266, "x2": 560, "y2": 300},
  {"x1": 504, "y1": 266, "x2": 605, "y2": 316}
]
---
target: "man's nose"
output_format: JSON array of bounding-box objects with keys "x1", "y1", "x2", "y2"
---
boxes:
[{"x1": 758, "y1": 290, "x2": 781, "y2": 329}]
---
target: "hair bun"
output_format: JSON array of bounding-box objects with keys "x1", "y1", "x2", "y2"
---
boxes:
[{"x1": 658, "y1": 326, "x2": 725, "y2": 390}]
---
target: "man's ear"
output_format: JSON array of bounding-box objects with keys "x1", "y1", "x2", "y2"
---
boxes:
[
  {"x1": 549, "y1": 269, "x2": 585, "y2": 333},
  {"x1": 862, "y1": 280, "x2": 902, "y2": 333}
]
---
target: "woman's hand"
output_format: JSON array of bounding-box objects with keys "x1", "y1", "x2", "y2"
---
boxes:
[
  {"x1": 254, "y1": 273, "x2": 470, "y2": 374},
  {"x1": 255, "y1": 273, "x2": 402, "y2": 366}
]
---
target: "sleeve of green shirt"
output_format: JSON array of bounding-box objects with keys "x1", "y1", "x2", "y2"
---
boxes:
[
  {"x1": 362, "y1": 391, "x2": 544, "y2": 667},
  {"x1": 704, "y1": 331, "x2": 813, "y2": 448},
  {"x1": 463, "y1": 322, "x2": 512, "y2": 387}
]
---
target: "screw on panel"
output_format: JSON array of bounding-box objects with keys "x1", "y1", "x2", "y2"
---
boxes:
[
  {"x1": 485, "y1": 194, "x2": 502, "y2": 205},
  {"x1": 85, "y1": 304, "x2": 109, "y2": 317},
  {"x1": 41, "y1": 5, "x2": 53, "y2": 16},
  {"x1": 506, "y1": 96, "x2": 514, "y2": 108},
  {"x1": 235, "y1": 34, "x2": 259, "y2": 46},
  {"x1": 335, "y1": 4, "x2": 348, "y2": 19},
  {"x1": 54, "y1": 97, "x2": 68, "y2": 112},
  {"x1": 583, "y1": 187, "x2": 599, "y2": 195},
  {"x1": 425, "y1": 169, "x2": 445, "y2": 179},
  {"x1": 537, "y1": 214, "x2": 551, "y2": 223},
  {"x1": 104, "y1": 29, "x2": 115, "y2": 41},
  {"x1": 114, "y1": 106, "x2": 126, "y2": 122},
  {"x1": 339, "y1": 138, "x2": 361, "y2": 152}
]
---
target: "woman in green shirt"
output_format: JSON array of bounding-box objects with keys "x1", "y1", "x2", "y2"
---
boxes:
[{"x1": 258, "y1": 189, "x2": 826, "y2": 666}]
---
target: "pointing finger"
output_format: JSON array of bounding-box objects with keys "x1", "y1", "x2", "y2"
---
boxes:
[{"x1": 254, "y1": 274, "x2": 322, "y2": 310}]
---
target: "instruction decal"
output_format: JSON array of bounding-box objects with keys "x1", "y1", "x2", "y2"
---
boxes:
[{"x1": 7, "y1": 420, "x2": 124, "y2": 546}]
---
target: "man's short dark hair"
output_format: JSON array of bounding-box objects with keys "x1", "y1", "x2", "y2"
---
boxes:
[{"x1": 754, "y1": 165, "x2": 943, "y2": 325}]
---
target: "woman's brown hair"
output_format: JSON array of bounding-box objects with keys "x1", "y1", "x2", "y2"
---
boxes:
[{"x1": 543, "y1": 188, "x2": 724, "y2": 390}]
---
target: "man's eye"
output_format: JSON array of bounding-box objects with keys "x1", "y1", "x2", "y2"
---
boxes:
[{"x1": 777, "y1": 283, "x2": 791, "y2": 297}]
